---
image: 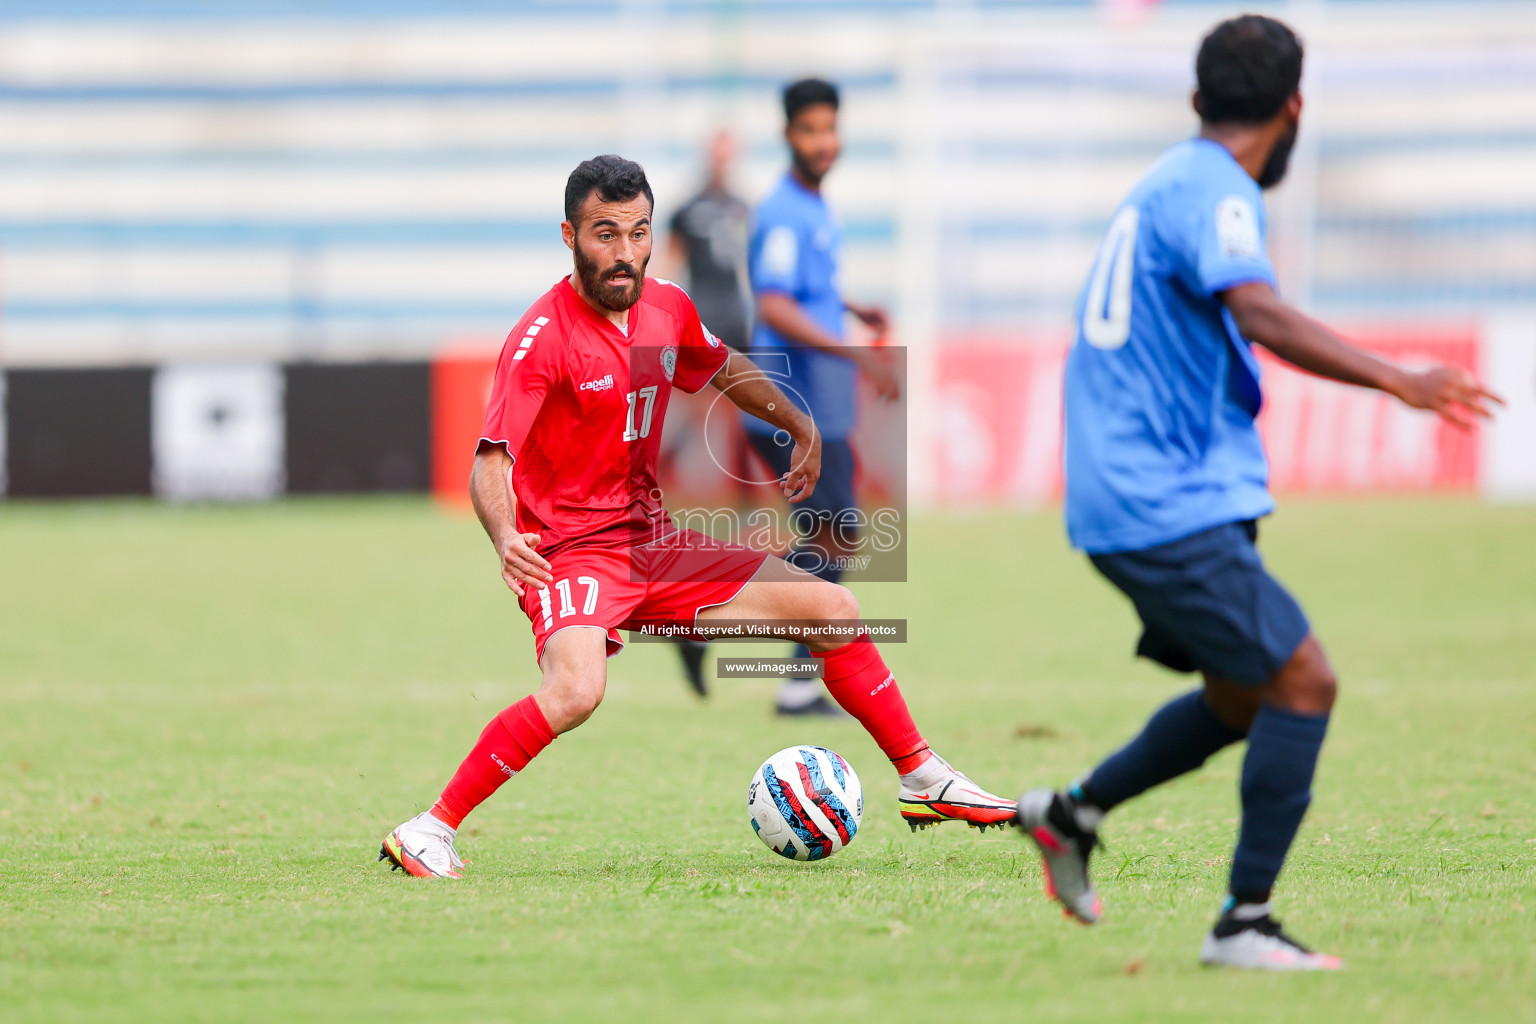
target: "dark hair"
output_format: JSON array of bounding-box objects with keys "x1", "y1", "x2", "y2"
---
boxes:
[
  {"x1": 564, "y1": 154, "x2": 654, "y2": 224},
  {"x1": 783, "y1": 77, "x2": 839, "y2": 123},
  {"x1": 1195, "y1": 15, "x2": 1303, "y2": 125}
]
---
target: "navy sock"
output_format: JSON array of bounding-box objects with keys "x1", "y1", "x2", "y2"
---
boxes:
[
  {"x1": 1230, "y1": 705, "x2": 1330, "y2": 898},
  {"x1": 1080, "y1": 690, "x2": 1246, "y2": 811}
]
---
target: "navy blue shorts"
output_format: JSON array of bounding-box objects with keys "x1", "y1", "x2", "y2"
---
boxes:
[
  {"x1": 1089, "y1": 520, "x2": 1310, "y2": 687},
  {"x1": 747, "y1": 433, "x2": 857, "y2": 519}
]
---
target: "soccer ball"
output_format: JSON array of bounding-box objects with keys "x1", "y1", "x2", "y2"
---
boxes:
[{"x1": 748, "y1": 746, "x2": 863, "y2": 861}]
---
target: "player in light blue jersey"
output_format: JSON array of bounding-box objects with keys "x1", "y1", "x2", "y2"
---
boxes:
[
  {"x1": 1015, "y1": 15, "x2": 1499, "y2": 970},
  {"x1": 743, "y1": 78, "x2": 900, "y2": 716}
]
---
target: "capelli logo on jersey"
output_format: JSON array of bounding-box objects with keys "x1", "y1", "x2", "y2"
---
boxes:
[{"x1": 580, "y1": 374, "x2": 615, "y2": 392}]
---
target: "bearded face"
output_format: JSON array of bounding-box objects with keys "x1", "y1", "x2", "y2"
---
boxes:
[
  {"x1": 573, "y1": 235, "x2": 646, "y2": 312},
  {"x1": 786, "y1": 102, "x2": 840, "y2": 188},
  {"x1": 1258, "y1": 123, "x2": 1298, "y2": 190}
]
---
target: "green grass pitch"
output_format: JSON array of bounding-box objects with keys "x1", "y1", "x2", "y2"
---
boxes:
[{"x1": 2, "y1": 498, "x2": 1533, "y2": 1023}]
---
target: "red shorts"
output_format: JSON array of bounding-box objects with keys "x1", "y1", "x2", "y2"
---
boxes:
[{"x1": 517, "y1": 529, "x2": 770, "y2": 663}]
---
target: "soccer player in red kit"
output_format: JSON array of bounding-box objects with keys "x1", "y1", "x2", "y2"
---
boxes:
[{"x1": 380, "y1": 155, "x2": 1015, "y2": 878}]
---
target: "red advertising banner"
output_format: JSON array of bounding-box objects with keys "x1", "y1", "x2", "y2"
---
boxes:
[
  {"x1": 430, "y1": 350, "x2": 497, "y2": 506},
  {"x1": 932, "y1": 327, "x2": 1480, "y2": 504},
  {"x1": 933, "y1": 340, "x2": 1067, "y2": 504},
  {"x1": 1257, "y1": 329, "x2": 1479, "y2": 493}
]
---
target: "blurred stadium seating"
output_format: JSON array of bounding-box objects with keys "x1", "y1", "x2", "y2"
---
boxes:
[{"x1": 0, "y1": 0, "x2": 1532, "y2": 501}]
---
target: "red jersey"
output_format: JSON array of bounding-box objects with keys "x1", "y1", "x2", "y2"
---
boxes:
[{"x1": 479, "y1": 276, "x2": 730, "y2": 558}]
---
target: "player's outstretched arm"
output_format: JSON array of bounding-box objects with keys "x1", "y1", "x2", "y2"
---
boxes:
[
  {"x1": 1222, "y1": 282, "x2": 1502, "y2": 429},
  {"x1": 469, "y1": 447, "x2": 552, "y2": 597},
  {"x1": 709, "y1": 349, "x2": 822, "y2": 502},
  {"x1": 758, "y1": 292, "x2": 900, "y2": 399}
]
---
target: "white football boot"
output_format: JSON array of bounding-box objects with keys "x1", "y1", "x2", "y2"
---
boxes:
[
  {"x1": 1015, "y1": 788, "x2": 1103, "y2": 925},
  {"x1": 1200, "y1": 907, "x2": 1344, "y2": 971},
  {"x1": 898, "y1": 752, "x2": 1018, "y2": 832},
  {"x1": 379, "y1": 812, "x2": 466, "y2": 879}
]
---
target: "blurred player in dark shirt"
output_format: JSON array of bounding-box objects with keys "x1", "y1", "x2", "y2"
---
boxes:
[
  {"x1": 667, "y1": 131, "x2": 750, "y2": 352},
  {"x1": 663, "y1": 132, "x2": 752, "y2": 697}
]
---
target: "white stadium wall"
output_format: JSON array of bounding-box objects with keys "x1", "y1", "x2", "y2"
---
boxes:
[{"x1": 0, "y1": 1, "x2": 1533, "y2": 503}]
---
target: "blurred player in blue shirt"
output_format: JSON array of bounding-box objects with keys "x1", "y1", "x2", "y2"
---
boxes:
[
  {"x1": 1016, "y1": 15, "x2": 1499, "y2": 970},
  {"x1": 746, "y1": 78, "x2": 899, "y2": 716}
]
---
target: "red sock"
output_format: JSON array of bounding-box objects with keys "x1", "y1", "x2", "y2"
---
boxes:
[
  {"x1": 430, "y1": 695, "x2": 555, "y2": 829},
  {"x1": 814, "y1": 634, "x2": 928, "y2": 769}
]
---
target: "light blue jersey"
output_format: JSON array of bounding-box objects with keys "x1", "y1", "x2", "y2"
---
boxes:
[
  {"x1": 743, "y1": 173, "x2": 857, "y2": 441},
  {"x1": 1064, "y1": 138, "x2": 1279, "y2": 554}
]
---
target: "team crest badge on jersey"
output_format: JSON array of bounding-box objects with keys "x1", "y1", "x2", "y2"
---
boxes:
[
  {"x1": 1215, "y1": 195, "x2": 1262, "y2": 259},
  {"x1": 661, "y1": 345, "x2": 678, "y2": 381}
]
